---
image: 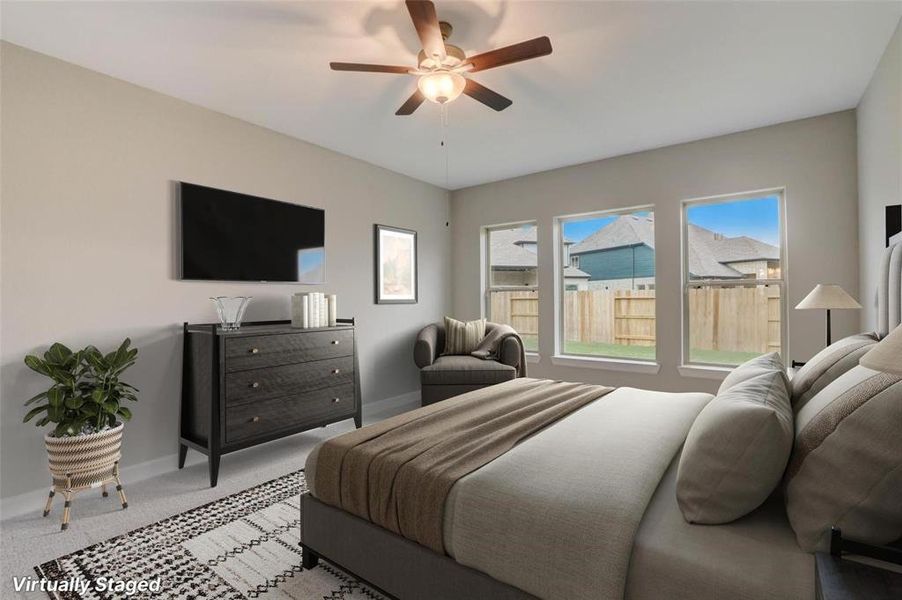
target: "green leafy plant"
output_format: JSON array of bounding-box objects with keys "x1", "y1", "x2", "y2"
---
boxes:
[{"x1": 23, "y1": 339, "x2": 139, "y2": 437}]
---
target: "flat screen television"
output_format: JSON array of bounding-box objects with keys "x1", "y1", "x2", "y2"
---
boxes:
[{"x1": 179, "y1": 182, "x2": 325, "y2": 283}]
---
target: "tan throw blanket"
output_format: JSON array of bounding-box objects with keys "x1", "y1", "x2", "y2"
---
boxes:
[
  {"x1": 313, "y1": 378, "x2": 612, "y2": 553},
  {"x1": 470, "y1": 324, "x2": 527, "y2": 377}
]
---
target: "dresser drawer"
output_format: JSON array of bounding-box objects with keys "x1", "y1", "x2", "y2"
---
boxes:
[
  {"x1": 226, "y1": 356, "x2": 353, "y2": 406},
  {"x1": 225, "y1": 384, "x2": 355, "y2": 444},
  {"x1": 225, "y1": 329, "x2": 354, "y2": 372}
]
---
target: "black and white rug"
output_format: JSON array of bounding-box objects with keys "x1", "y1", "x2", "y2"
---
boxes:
[{"x1": 35, "y1": 471, "x2": 387, "y2": 599}]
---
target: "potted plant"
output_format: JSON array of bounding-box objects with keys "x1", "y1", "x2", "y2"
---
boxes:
[{"x1": 23, "y1": 339, "x2": 138, "y2": 530}]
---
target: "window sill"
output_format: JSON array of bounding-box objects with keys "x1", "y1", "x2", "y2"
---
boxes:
[
  {"x1": 525, "y1": 352, "x2": 541, "y2": 364},
  {"x1": 678, "y1": 364, "x2": 733, "y2": 380},
  {"x1": 551, "y1": 355, "x2": 660, "y2": 374}
]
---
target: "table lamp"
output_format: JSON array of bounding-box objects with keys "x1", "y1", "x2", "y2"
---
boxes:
[
  {"x1": 860, "y1": 325, "x2": 902, "y2": 375},
  {"x1": 795, "y1": 284, "x2": 861, "y2": 346}
]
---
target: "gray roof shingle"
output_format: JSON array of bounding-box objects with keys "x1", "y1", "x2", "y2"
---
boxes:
[
  {"x1": 489, "y1": 227, "x2": 540, "y2": 268},
  {"x1": 567, "y1": 214, "x2": 779, "y2": 278},
  {"x1": 489, "y1": 226, "x2": 589, "y2": 278}
]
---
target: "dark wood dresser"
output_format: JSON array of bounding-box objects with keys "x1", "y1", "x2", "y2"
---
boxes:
[{"x1": 179, "y1": 319, "x2": 361, "y2": 486}]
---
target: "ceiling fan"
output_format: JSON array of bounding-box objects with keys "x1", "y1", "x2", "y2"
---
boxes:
[{"x1": 330, "y1": 0, "x2": 552, "y2": 115}]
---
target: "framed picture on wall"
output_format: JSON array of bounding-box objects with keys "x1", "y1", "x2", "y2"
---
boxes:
[
  {"x1": 887, "y1": 204, "x2": 901, "y2": 247},
  {"x1": 374, "y1": 224, "x2": 418, "y2": 304}
]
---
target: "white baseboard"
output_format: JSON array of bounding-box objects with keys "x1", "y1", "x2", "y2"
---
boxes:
[
  {"x1": 0, "y1": 450, "x2": 205, "y2": 522},
  {"x1": 0, "y1": 389, "x2": 421, "y2": 522},
  {"x1": 362, "y1": 390, "x2": 421, "y2": 420}
]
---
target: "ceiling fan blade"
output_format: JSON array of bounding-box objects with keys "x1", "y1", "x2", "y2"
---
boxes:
[
  {"x1": 467, "y1": 36, "x2": 553, "y2": 73},
  {"x1": 463, "y1": 79, "x2": 513, "y2": 111},
  {"x1": 396, "y1": 89, "x2": 426, "y2": 116},
  {"x1": 330, "y1": 62, "x2": 411, "y2": 74},
  {"x1": 406, "y1": 0, "x2": 446, "y2": 61}
]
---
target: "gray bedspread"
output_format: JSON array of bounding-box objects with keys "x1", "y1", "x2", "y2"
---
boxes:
[
  {"x1": 441, "y1": 387, "x2": 711, "y2": 600},
  {"x1": 626, "y1": 454, "x2": 814, "y2": 600},
  {"x1": 306, "y1": 383, "x2": 816, "y2": 600}
]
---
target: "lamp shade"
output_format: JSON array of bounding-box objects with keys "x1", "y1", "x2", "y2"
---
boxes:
[
  {"x1": 795, "y1": 284, "x2": 862, "y2": 310},
  {"x1": 860, "y1": 325, "x2": 902, "y2": 375}
]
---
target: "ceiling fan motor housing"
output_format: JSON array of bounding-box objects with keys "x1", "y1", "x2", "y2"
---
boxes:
[{"x1": 418, "y1": 44, "x2": 465, "y2": 71}]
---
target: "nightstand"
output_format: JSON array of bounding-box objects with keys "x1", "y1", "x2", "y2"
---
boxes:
[
  {"x1": 816, "y1": 529, "x2": 902, "y2": 600},
  {"x1": 816, "y1": 554, "x2": 902, "y2": 599}
]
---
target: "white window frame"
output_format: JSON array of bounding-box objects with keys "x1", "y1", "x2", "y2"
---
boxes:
[
  {"x1": 553, "y1": 205, "x2": 659, "y2": 370},
  {"x1": 482, "y1": 221, "x2": 539, "y2": 355},
  {"x1": 680, "y1": 188, "x2": 788, "y2": 373}
]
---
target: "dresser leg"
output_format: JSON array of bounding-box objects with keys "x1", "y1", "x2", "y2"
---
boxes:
[
  {"x1": 354, "y1": 414, "x2": 362, "y2": 428},
  {"x1": 178, "y1": 443, "x2": 188, "y2": 469},
  {"x1": 301, "y1": 545, "x2": 319, "y2": 569},
  {"x1": 209, "y1": 453, "x2": 220, "y2": 487}
]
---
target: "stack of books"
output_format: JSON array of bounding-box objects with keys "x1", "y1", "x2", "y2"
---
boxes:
[{"x1": 291, "y1": 292, "x2": 337, "y2": 328}]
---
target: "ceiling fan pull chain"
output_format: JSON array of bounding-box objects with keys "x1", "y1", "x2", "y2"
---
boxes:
[{"x1": 441, "y1": 104, "x2": 450, "y2": 188}]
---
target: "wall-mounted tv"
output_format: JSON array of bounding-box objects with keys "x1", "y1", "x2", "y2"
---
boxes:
[{"x1": 179, "y1": 182, "x2": 324, "y2": 283}]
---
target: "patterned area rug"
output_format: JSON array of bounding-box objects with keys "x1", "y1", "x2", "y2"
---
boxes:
[{"x1": 35, "y1": 471, "x2": 387, "y2": 599}]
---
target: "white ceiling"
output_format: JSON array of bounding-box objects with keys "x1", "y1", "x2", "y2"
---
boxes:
[{"x1": 2, "y1": 1, "x2": 900, "y2": 189}]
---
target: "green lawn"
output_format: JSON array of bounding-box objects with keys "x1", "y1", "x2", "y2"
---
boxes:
[
  {"x1": 520, "y1": 335, "x2": 538, "y2": 353},
  {"x1": 562, "y1": 341, "x2": 760, "y2": 366},
  {"x1": 564, "y1": 341, "x2": 656, "y2": 360}
]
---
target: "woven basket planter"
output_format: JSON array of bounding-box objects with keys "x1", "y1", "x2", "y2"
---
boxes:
[{"x1": 45, "y1": 423, "x2": 123, "y2": 489}]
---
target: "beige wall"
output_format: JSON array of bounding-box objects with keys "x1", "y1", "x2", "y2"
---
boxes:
[
  {"x1": 0, "y1": 43, "x2": 450, "y2": 500},
  {"x1": 858, "y1": 20, "x2": 901, "y2": 331},
  {"x1": 451, "y1": 111, "x2": 860, "y2": 393}
]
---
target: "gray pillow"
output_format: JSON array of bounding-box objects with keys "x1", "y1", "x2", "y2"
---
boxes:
[
  {"x1": 790, "y1": 333, "x2": 879, "y2": 412},
  {"x1": 677, "y1": 369, "x2": 793, "y2": 524},
  {"x1": 785, "y1": 365, "x2": 902, "y2": 552},
  {"x1": 718, "y1": 352, "x2": 785, "y2": 394}
]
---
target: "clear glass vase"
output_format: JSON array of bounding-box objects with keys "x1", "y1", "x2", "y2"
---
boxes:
[{"x1": 210, "y1": 296, "x2": 251, "y2": 331}]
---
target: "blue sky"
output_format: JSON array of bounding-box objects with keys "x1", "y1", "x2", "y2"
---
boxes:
[
  {"x1": 563, "y1": 216, "x2": 618, "y2": 242},
  {"x1": 562, "y1": 196, "x2": 779, "y2": 246},
  {"x1": 687, "y1": 196, "x2": 780, "y2": 246}
]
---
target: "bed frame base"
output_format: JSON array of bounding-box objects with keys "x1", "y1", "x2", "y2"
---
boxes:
[{"x1": 301, "y1": 492, "x2": 536, "y2": 600}]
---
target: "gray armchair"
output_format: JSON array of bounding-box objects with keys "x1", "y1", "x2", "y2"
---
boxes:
[{"x1": 414, "y1": 322, "x2": 524, "y2": 405}]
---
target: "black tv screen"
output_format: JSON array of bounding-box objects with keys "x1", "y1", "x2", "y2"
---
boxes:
[{"x1": 179, "y1": 182, "x2": 324, "y2": 283}]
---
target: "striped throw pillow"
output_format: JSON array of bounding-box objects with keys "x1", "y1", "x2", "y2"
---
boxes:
[
  {"x1": 442, "y1": 317, "x2": 486, "y2": 355},
  {"x1": 784, "y1": 365, "x2": 902, "y2": 551},
  {"x1": 790, "y1": 333, "x2": 879, "y2": 412}
]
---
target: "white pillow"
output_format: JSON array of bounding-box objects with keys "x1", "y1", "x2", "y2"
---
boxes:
[
  {"x1": 718, "y1": 352, "x2": 785, "y2": 393},
  {"x1": 677, "y1": 369, "x2": 793, "y2": 524}
]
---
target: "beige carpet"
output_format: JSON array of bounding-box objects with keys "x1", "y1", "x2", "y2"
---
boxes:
[{"x1": 1, "y1": 422, "x2": 356, "y2": 599}]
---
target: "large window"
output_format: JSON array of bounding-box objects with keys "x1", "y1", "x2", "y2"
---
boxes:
[
  {"x1": 484, "y1": 222, "x2": 539, "y2": 352},
  {"x1": 556, "y1": 208, "x2": 656, "y2": 361},
  {"x1": 682, "y1": 191, "x2": 785, "y2": 366}
]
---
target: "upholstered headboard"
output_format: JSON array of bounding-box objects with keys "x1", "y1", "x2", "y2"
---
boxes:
[{"x1": 877, "y1": 242, "x2": 902, "y2": 337}]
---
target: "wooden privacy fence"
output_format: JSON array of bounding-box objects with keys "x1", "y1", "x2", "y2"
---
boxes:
[
  {"x1": 686, "y1": 286, "x2": 781, "y2": 354},
  {"x1": 493, "y1": 287, "x2": 781, "y2": 354},
  {"x1": 490, "y1": 291, "x2": 539, "y2": 339}
]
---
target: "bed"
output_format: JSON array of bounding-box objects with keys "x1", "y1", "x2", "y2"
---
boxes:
[
  {"x1": 299, "y1": 243, "x2": 902, "y2": 600},
  {"x1": 301, "y1": 383, "x2": 812, "y2": 600}
]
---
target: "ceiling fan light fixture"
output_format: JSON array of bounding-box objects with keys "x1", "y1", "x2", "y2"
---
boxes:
[{"x1": 417, "y1": 71, "x2": 465, "y2": 104}]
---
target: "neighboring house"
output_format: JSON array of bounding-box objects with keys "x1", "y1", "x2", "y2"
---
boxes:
[
  {"x1": 569, "y1": 214, "x2": 780, "y2": 290},
  {"x1": 490, "y1": 227, "x2": 591, "y2": 290}
]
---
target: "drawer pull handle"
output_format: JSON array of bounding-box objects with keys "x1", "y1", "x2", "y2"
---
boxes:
[
  {"x1": 251, "y1": 416, "x2": 260, "y2": 423},
  {"x1": 332, "y1": 398, "x2": 341, "y2": 403},
  {"x1": 331, "y1": 340, "x2": 340, "y2": 345},
  {"x1": 249, "y1": 348, "x2": 259, "y2": 354},
  {"x1": 331, "y1": 369, "x2": 341, "y2": 375},
  {"x1": 249, "y1": 382, "x2": 260, "y2": 389}
]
